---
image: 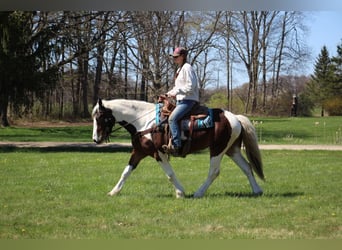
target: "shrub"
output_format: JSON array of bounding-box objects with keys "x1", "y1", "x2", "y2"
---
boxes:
[{"x1": 324, "y1": 97, "x2": 342, "y2": 116}]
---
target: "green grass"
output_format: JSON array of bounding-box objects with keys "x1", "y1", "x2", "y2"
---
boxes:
[
  {"x1": 250, "y1": 116, "x2": 342, "y2": 145},
  {"x1": 0, "y1": 150, "x2": 340, "y2": 239},
  {"x1": 0, "y1": 124, "x2": 130, "y2": 143},
  {"x1": 1, "y1": 116, "x2": 341, "y2": 144}
]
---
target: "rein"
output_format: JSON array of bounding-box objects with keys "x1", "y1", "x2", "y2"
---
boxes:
[{"x1": 138, "y1": 116, "x2": 168, "y2": 137}]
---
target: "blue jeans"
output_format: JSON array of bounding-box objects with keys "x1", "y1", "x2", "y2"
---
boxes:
[{"x1": 168, "y1": 100, "x2": 197, "y2": 148}]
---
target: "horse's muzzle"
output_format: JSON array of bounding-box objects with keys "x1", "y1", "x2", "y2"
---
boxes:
[{"x1": 94, "y1": 139, "x2": 102, "y2": 144}]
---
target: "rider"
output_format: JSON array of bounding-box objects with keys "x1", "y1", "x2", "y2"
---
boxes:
[{"x1": 166, "y1": 47, "x2": 200, "y2": 156}]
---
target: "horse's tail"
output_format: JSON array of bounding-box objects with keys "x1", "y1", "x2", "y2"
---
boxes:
[{"x1": 236, "y1": 115, "x2": 265, "y2": 181}]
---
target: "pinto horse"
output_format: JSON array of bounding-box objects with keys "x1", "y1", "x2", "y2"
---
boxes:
[{"x1": 92, "y1": 98, "x2": 264, "y2": 198}]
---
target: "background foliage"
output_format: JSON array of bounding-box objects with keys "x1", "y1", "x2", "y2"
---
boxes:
[{"x1": 0, "y1": 11, "x2": 341, "y2": 127}]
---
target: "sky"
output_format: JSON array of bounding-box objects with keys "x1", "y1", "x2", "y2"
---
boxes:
[
  {"x1": 307, "y1": 11, "x2": 342, "y2": 62},
  {"x1": 229, "y1": 11, "x2": 342, "y2": 87}
]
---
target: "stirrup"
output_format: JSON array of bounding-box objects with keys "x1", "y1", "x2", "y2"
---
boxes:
[{"x1": 162, "y1": 144, "x2": 180, "y2": 156}]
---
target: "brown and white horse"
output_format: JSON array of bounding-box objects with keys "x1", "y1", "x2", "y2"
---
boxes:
[{"x1": 92, "y1": 98, "x2": 264, "y2": 198}]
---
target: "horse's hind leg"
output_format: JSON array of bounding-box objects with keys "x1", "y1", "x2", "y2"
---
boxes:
[
  {"x1": 194, "y1": 155, "x2": 223, "y2": 198},
  {"x1": 229, "y1": 150, "x2": 263, "y2": 195}
]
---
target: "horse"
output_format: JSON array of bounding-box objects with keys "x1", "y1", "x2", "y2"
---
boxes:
[{"x1": 92, "y1": 98, "x2": 265, "y2": 198}]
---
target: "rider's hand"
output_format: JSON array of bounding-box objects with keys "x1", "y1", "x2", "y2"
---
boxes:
[{"x1": 158, "y1": 94, "x2": 167, "y2": 103}]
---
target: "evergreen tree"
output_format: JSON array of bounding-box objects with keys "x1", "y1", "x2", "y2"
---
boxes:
[
  {"x1": 308, "y1": 46, "x2": 335, "y2": 116},
  {"x1": 326, "y1": 40, "x2": 342, "y2": 115},
  {"x1": 331, "y1": 41, "x2": 342, "y2": 95},
  {"x1": 0, "y1": 11, "x2": 58, "y2": 126}
]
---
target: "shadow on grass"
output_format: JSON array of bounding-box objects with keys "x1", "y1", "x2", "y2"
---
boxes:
[
  {"x1": 209, "y1": 191, "x2": 304, "y2": 198},
  {"x1": 157, "y1": 191, "x2": 304, "y2": 199}
]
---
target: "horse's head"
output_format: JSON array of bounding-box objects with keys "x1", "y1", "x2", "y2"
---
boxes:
[{"x1": 92, "y1": 99, "x2": 116, "y2": 144}]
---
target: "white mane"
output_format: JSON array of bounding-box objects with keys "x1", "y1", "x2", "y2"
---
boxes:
[{"x1": 94, "y1": 99, "x2": 156, "y2": 132}]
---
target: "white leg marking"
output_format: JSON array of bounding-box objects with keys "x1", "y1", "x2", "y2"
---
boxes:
[
  {"x1": 108, "y1": 165, "x2": 133, "y2": 196},
  {"x1": 231, "y1": 151, "x2": 263, "y2": 195},
  {"x1": 194, "y1": 155, "x2": 223, "y2": 198},
  {"x1": 158, "y1": 152, "x2": 185, "y2": 198},
  {"x1": 92, "y1": 118, "x2": 98, "y2": 142}
]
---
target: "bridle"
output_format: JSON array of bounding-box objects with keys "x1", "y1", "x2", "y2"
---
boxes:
[{"x1": 95, "y1": 108, "x2": 116, "y2": 142}]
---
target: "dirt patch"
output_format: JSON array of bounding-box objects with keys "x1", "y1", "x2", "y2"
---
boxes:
[{"x1": 10, "y1": 120, "x2": 92, "y2": 128}]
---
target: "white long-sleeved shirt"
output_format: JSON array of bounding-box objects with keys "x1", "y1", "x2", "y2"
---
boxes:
[{"x1": 167, "y1": 63, "x2": 199, "y2": 102}]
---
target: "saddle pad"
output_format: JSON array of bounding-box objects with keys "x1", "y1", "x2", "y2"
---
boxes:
[
  {"x1": 155, "y1": 103, "x2": 214, "y2": 130},
  {"x1": 181, "y1": 108, "x2": 214, "y2": 131}
]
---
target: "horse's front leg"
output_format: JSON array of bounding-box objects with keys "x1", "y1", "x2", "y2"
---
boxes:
[
  {"x1": 157, "y1": 152, "x2": 185, "y2": 198},
  {"x1": 108, "y1": 150, "x2": 145, "y2": 196},
  {"x1": 194, "y1": 155, "x2": 223, "y2": 198},
  {"x1": 108, "y1": 164, "x2": 133, "y2": 196}
]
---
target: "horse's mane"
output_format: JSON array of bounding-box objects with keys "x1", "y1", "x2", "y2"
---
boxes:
[
  {"x1": 92, "y1": 99, "x2": 155, "y2": 115},
  {"x1": 106, "y1": 98, "x2": 154, "y2": 107},
  {"x1": 93, "y1": 99, "x2": 156, "y2": 132}
]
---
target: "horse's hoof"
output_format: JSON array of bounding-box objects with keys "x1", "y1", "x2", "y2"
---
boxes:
[
  {"x1": 193, "y1": 192, "x2": 203, "y2": 198},
  {"x1": 253, "y1": 191, "x2": 263, "y2": 197},
  {"x1": 162, "y1": 144, "x2": 170, "y2": 153},
  {"x1": 176, "y1": 191, "x2": 185, "y2": 198},
  {"x1": 107, "y1": 190, "x2": 118, "y2": 196}
]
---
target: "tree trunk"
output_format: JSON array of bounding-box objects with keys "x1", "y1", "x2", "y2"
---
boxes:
[
  {"x1": 124, "y1": 42, "x2": 128, "y2": 99},
  {"x1": 225, "y1": 12, "x2": 232, "y2": 110},
  {"x1": 0, "y1": 95, "x2": 10, "y2": 127},
  {"x1": 273, "y1": 12, "x2": 287, "y2": 101},
  {"x1": 94, "y1": 47, "x2": 104, "y2": 106},
  {"x1": 81, "y1": 52, "x2": 90, "y2": 118}
]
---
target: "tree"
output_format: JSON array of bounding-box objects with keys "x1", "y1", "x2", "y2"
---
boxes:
[
  {"x1": 220, "y1": 11, "x2": 234, "y2": 110},
  {"x1": 332, "y1": 41, "x2": 342, "y2": 85},
  {"x1": 184, "y1": 11, "x2": 223, "y2": 97},
  {"x1": 325, "y1": 40, "x2": 342, "y2": 115},
  {"x1": 0, "y1": 11, "x2": 315, "y2": 122},
  {"x1": 0, "y1": 11, "x2": 59, "y2": 126},
  {"x1": 205, "y1": 90, "x2": 228, "y2": 109},
  {"x1": 309, "y1": 46, "x2": 335, "y2": 116},
  {"x1": 128, "y1": 11, "x2": 179, "y2": 100},
  {"x1": 226, "y1": 11, "x2": 309, "y2": 114}
]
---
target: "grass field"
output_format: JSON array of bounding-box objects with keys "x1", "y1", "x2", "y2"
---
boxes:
[
  {"x1": 0, "y1": 149, "x2": 341, "y2": 239},
  {"x1": 0, "y1": 125, "x2": 93, "y2": 142},
  {"x1": 0, "y1": 116, "x2": 341, "y2": 239},
  {"x1": 251, "y1": 116, "x2": 342, "y2": 145},
  {"x1": 1, "y1": 116, "x2": 341, "y2": 145}
]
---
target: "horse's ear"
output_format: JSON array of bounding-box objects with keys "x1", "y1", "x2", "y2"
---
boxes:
[
  {"x1": 98, "y1": 98, "x2": 104, "y2": 108},
  {"x1": 98, "y1": 98, "x2": 106, "y2": 112}
]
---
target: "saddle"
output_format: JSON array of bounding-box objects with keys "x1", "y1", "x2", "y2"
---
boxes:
[
  {"x1": 157, "y1": 95, "x2": 214, "y2": 157},
  {"x1": 158, "y1": 95, "x2": 208, "y2": 117}
]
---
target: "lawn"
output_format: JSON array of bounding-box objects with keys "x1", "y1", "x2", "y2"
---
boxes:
[
  {"x1": 0, "y1": 150, "x2": 340, "y2": 239},
  {"x1": 251, "y1": 116, "x2": 342, "y2": 144},
  {"x1": 1, "y1": 116, "x2": 341, "y2": 145},
  {"x1": 0, "y1": 116, "x2": 341, "y2": 239}
]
